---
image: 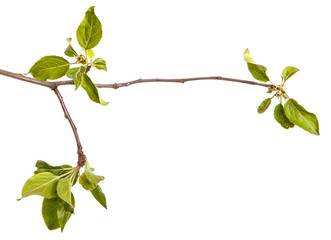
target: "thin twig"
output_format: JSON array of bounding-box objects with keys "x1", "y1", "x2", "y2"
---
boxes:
[{"x1": 53, "y1": 87, "x2": 85, "y2": 167}]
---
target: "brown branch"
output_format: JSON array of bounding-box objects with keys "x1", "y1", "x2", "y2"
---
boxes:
[
  {"x1": 0, "y1": 69, "x2": 273, "y2": 90},
  {"x1": 53, "y1": 87, "x2": 85, "y2": 167},
  {"x1": 0, "y1": 68, "x2": 273, "y2": 167}
]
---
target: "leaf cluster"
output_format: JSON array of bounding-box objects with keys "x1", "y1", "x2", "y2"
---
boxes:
[
  {"x1": 18, "y1": 160, "x2": 107, "y2": 231},
  {"x1": 244, "y1": 49, "x2": 319, "y2": 135},
  {"x1": 28, "y1": 6, "x2": 108, "y2": 105}
]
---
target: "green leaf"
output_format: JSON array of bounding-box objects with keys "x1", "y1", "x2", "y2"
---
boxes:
[
  {"x1": 85, "y1": 166, "x2": 104, "y2": 185},
  {"x1": 57, "y1": 177, "x2": 73, "y2": 207},
  {"x1": 274, "y1": 103, "x2": 295, "y2": 129},
  {"x1": 64, "y1": 38, "x2": 78, "y2": 57},
  {"x1": 284, "y1": 99, "x2": 319, "y2": 135},
  {"x1": 243, "y1": 49, "x2": 270, "y2": 83},
  {"x1": 77, "y1": 6, "x2": 102, "y2": 50},
  {"x1": 81, "y1": 73, "x2": 100, "y2": 103},
  {"x1": 243, "y1": 48, "x2": 255, "y2": 63},
  {"x1": 42, "y1": 197, "x2": 60, "y2": 230},
  {"x1": 28, "y1": 56, "x2": 70, "y2": 81},
  {"x1": 247, "y1": 63, "x2": 270, "y2": 83},
  {"x1": 257, "y1": 98, "x2": 272, "y2": 114},
  {"x1": 79, "y1": 172, "x2": 97, "y2": 190},
  {"x1": 93, "y1": 58, "x2": 107, "y2": 71},
  {"x1": 86, "y1": 49, "x2": 94, "y2": 60},
  {"x1": 91, "y1": 185, "x2": 107, "y2": 209},
  {"x1": 20, "y1": 172, "x2": 59, "y2": 199},
  {"x1": 34, "y1": 160, "x2": 72, "y2": 176},
  {"x1": 81, "y1": 74, "x2": 108, "y2": 105},
  {"x1": 66, "y1": 67, "x2": 85, "y2": 90},
  {"x1": 282, "y1": 66, "x2": 299, "y2": 82},
  {"x1": 57, "y1": 193, "x2": 75, "y2": 232}
]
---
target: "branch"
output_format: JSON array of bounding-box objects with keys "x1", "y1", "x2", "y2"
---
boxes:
[
  {"x1": 0, "y1": 68, "x2": 273, "y2": 167},
  {"x1": 53, "y1": 87, "x2": 85, "y2": 167},
  {"x1": 0, "y1": 69, "x2": 273, "y2": 90}
]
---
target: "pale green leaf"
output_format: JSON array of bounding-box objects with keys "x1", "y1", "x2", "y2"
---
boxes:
[
  {"x1": 86, "y1": 49, "x2": 94, "y2": 60},
  {"x1": 91, "y1": 185, "x2": 107, "y2": 209},
  {"x1": 93, "y1": 58, "x2": 107, "y2": 71},
  {"x1": 85, "y1": 167, "x2": 104, "y2": 185},
  {"x1": 64, "y1": 38, "x2": 78, "y2": 57},
  {"x1": 79, "y1": 172, "x2": 97, "y2": 190},
  {"x1": 57, "y1": 178, "x2": 73, "y2": 207},
  {"x1": 284, "y1": 99, "x2": 319, "y2": 135},
  {"x1": 282, "y1": 66, "x2": 299, "y2": 82},
  {"x1": 42, "y1": 198, "x2": 60, "y2": 230},
  {"x1": 28, "y1": 56, "x2": 70, "y2": 81},
  {"x1": 243, "y1": 48, "x2": 255, "y2": 63},
  {"x1": 81, "y1": 73, "x2": 101, "y2": 103},
  {"x1": 76, "y1": 6, "x2": 102, "y2": 50},
  {"x1": 257, "y1": 98, "x2": 272, "y2": 114},
  {"x1": 66, "y1": 67, "x2": 85, "y2": 90},
  {"x1": 274, "y1": 103, "x2": 295, "y2": 129},
  {"x1": 20, "y1": 172, "x2": 59, "y2": 199}
]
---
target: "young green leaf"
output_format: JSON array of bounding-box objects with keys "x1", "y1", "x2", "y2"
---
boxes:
[
  {"x1": 86, "y1": 49, "x2": 94, "y2": 60},
  {"x1": 257, "y1": 98, "x2": 272, "y2": 114},
  {"x1": 57, "y1": 177, "x2": 73, "y2": 207},
  {"x1": 28, "y1": 56, "x2": 70, "y2": 81},
  {"x1": 81, "y1": 73, "x2": 100, "y2": 103},
  {"x1": 92, "y1": 58, "x2": 107, "y2": 71},
  {"x1": 64, "y1": 38, "x2": 78, "y2": 57},
  {"x1": 66, "y1": 67, "x2": 85, "y2": 90},
  {"x1": 79, "y1": 172, "x2": 97, "y2": 190},
  {"x1": 20, "y1": 172, "x2": 59, "y2": 199},
  {"x1": 284, "y1": 99, "x2": 319, "y2": 135},
  {"x1": 91, "y1": 185, "x2": 107, "y2": 209},
  {"x1": 85, "y1": 166, "x2": 105, "y2": 184},
  {"x1": 274, "y1": 103, "x2": 295, "y2": 129},
  {"x1": 282, "y1": 66, "x2": 299, "y2": 82},
  {"x1": 77, "y1": 6, "x2": 102, "y2": 50},
  {"x1": 81, "y1": 73, "x2": 109, "y2": 105},
  {"x1": 42, "y1": 197, "x2": 61, "y2": 231},
  {"x1": 243, "y1": 49, "x2": 270, "y2": 83},
  {"x1": 34, "y1": 160, "x2": 72, "y2": 176}
]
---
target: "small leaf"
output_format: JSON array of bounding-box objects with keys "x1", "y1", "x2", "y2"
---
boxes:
[
  {"x1": 284, "y1": 99, "x2": 319, "y2": 135},
  {"x1": 34, "y1": 160, "x2": 72, "y2": 176},
  {"x1": 247, "y1": 63, "x2": 270, "y2": 83},
  {"x1": 91, "y1": 185, "x2": 107, "y2": 209},
  {"x1": 243, "y1": 48, "x2": 255, "y2": 63},
  {"x1": 274, "y1": 103, "x2": 295, "y2": 129},
  {"x1": 77, "y1": 6, "x2": 102, "y2": 50},
  {"x1": 85, "y1": 167, "x2": 104, "y2": 185},
  {"x1": 81, "y1": 73, "x2": 102, "y2": 103},
  {"x1": 66, "y1": 67, "x2": 85, "y2": 90},
  {"x1": 64, "y1": 38, "x2": 78, "y2": 57},
  {"x1": 282, "y1": 66, "x2": 299, "y2": 82},
  {"x1": 20, "y1": 172, "x2": 59, "y2": 199},
  {"x1": 79, "y1": 172, "x2": 97, "y2": 190},
  {"x1": 93, "y1": 58, "x2": 107, "y2": 71},
  {"x1": 244, "y1": 49, "x2": 270, "y2": 83},
  {"x1": 86, "y1": 49, "x2": 94, "y2": 60},
  {"x1": 257, "y1": 98, "x2": 272, "y2": 114},
  {"x1": 42, "y1": 198, "x2": 60, "y2": 230},
  {"x1": 57, "y1": 177, "x2": 73, "y2": 207},
  {"x1": 28, "y1": 56, "x2": 70, "y2": 81}
]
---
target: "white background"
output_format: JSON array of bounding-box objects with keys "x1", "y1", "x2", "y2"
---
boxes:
[{"x1": 0, "y1": 0, "x2": 330, "y2": 239}]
